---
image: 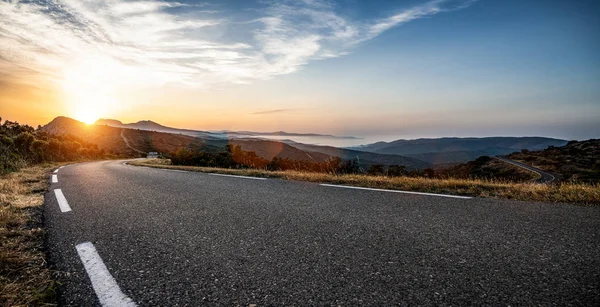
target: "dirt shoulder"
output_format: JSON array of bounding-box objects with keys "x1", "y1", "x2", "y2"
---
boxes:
[{"x1": 0, "y1": 163, "x2": 67, "y2": 306}]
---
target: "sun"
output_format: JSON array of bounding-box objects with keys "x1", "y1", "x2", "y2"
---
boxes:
[
  {"x1": 60, "y1": 54, "x2": 125, "y2": 126},
  {"x1": 70, "y1": 101, "x2": 103, "y2": 125},
  {"x1": 75, "y1": 109, "x2": 99, "y2": 124}
]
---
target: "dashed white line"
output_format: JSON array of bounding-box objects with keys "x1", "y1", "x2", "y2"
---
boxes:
[
  {"x1": 76, "y1": 242, "x2": 137, "y2": 307},
  {"x1": 208, "y1": 173, "x2": 267, "y2": 180},
  {"x1": 53, "y1": 168, "x2": 59, "y2": 173},
  {"x1": 53, "y1": 189, "x2": 72, "y2": 212},
  {"x1": 52, "y1": 174, "x2": 58, "y2": 183},
  {"x1": 320, "y1": 184, "x2": 472, "y2": 199}
]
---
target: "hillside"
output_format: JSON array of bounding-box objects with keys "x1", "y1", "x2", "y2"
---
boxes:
[
  {"x1": 228, "y1": 139, "x2": 331, "y2": 162},
  {"x1": 507, "y1": 139, "x2": 600, "y2": 183},
  {"x1": 96, "y1": 117, "x2": 429, "y2": 169},
  {"x1": 353, "y1": 137, "x2": 568, "y2": 164},
  {"x1": 95, "y1": 118, "x2": 218, "y2": 139},
  {"x1": 95, "y1": 118, "x2": 356, "y2": 140},
  {"x1": 41, "y1": 117, "x2": 134, "y2": 156},
  {"x1": 284, "y1": 141, "x2": 431, "y2": 170},
  {"x1": 41, "y1": 117, "x2": 216, "y2": 156},
  {"x1": 41, "y1": 117, "x2": 368, "y2": 166},
  {"x1": 435, "y1": 156, "x2": 537, "y2": 182}
]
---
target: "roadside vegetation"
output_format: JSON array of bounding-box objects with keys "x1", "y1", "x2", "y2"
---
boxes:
[
  {"x1": 0, "y1": 163, "x2": 61, "y2": 306},
  {"x1": 132, "y1": 158, "x2": 599, "y2": 206},
  {"x1": 1, "y1": 117, "x2": 107, "y2": 175},
  {"x1": 0, "y1": 118, "x2": 112, "y2": 306}
]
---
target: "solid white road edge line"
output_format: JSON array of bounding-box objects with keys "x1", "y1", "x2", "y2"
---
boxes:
[
  {"x1": 209, "y1": 173, "x2": 267, "y2": 180},
  {"x1": 53, "y1": 168, "x2": 59, "y2": 173},
  {"x1": 75, "y1": 242, "x2": 137, "y2": 307},
  {"x1": 320, "y1": 184, "x2": 472, "y2": 199},
  {"x1": 52, "y1": 175, "x2": 58, "y2": 183},
  {"x1": 166, "y1": 169, "x2": 188, "y2": 173},
  {"x1": 53, "y1": 189, "x2": 72, "y2": 212}
]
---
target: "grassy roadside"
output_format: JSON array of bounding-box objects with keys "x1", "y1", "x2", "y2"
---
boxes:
[
  {"x1": 0, "y1": 163, "x2": 65, "y2": 307},
  {"x1": 131, "y1": 159, "x2": 600, "y2": 206}
]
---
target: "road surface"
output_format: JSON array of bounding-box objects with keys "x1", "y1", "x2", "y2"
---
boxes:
[
  {"x1": 44, "y1": 160, "x2": 600, "y2": 306},
  {"x1": 494, "y1": 156, "x2": 556, "y2": 183}
]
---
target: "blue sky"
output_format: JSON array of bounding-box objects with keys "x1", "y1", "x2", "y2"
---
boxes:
[{"x1": 0, "y1": 0, "x2": 598, "y2": 140}]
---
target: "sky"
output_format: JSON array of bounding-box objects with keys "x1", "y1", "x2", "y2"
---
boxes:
[{"x1": 0, "y1": 0, "x2": 599, "y2": 141}]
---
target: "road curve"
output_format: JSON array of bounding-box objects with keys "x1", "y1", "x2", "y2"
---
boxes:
[
  {"x1": 44, "y1": 160, "x2": 600, "y2": 306},
  {"x1": 494, "y1": 156, "x2": 556, "y2": 183}
]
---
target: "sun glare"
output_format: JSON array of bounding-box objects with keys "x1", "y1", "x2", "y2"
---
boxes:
[
  {"x1": 60, "y1": 55, "x2": 128, "y2": 125},
  {"x1": 75, "y1": 108, "x2": 99, "y2": 124}
]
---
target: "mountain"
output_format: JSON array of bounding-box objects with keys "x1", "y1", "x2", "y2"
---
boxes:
[
  {"x1": 228, "y1": 139, "x2": 331, "y2": 162},
  {"x1": 95, "y1": 118, "x2": 218, "y2": 139},
  {"x1": 93, "y1": 117, "x2": 428, "y2": 169},
  {"x1": 41, "y1": 117, "x2": 217, "y2": 156},
  {"x1": 282, "y1": 140, "x2": 431, "y2": 170},
  {"x1": 95, "y1": 118, "x2": 358, "y2": 140},
  {"x1": 40, "y1": 116, "x2": 87, "y2": 134},
  {"x1": 352, "y1": 137, "x2": 569, "y2": 165},
  {"x1": 45, "y1": 117, "x2": 429, "y2": 169}
]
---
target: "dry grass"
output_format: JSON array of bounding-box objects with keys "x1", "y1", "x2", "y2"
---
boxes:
[
  {"x1": 0, "y1": 163, "x2": 64, "y2": 307},
  {"x1": 132, "y1": 159, "x2": 600, "y2": 206}
]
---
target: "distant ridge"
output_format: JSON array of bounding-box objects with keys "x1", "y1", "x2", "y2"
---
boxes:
[
  {"x1": 351, "y1": 137, "x2": 569, "y2": 164},
  {"x1": 94, "y1": 118, "x2": 359, "y2": 140},
  {"x1": 44, "y1": 116, "x2": 429, "y2": 169}
]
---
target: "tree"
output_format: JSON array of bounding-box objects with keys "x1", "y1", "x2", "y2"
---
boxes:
[
  {"x1": 387, "y1": 165, "x2": 407, "y2": 177},
  {"x1": 368, "y1": 164, "x2": 385, "y2": 176},
  {"x1": 423, "y1": 168, "x2": 435, "y2": 178}
]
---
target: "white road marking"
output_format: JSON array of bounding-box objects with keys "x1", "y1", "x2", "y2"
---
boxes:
[
  {"x1": 53, "y1": 189, "x2": 72, "y2": 212},
  {"x1": 166, "y1": 169, "x2": 188, "y2": 173},
  {"x1": 76, "y1": 242, "x2": 137, "y2": 307},
  {"x1": 209, "y1": 173, "x2": 267, "y2": 180},
  {"x1": 53, "y1": 168, "x2": 59, "y2": 173},
  {"x1": 320, "y1": 184, "x2": 472, "y2": 199},
  {"x1": 122, "y1": 162, "x2": 127, "y2": 166},
  {"x1": 52, "y1": 175, "x2": 58, "y2": 183},
  {"x1": 59, "y1": 166, "x2": 65, "y2": 169}
]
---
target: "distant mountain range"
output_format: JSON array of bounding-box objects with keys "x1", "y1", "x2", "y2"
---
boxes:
[
  {"x1": 43, "y1": 117, "x2": 428, "y2": 169},
  {"x1": 95, "y1": 119, "x2": 359, "y2": 139},
  {"x1": 350, "y1": 137, "x2": 569, "y2": 164},
  {"x1": 43, "y1": 117, "x2": 571, "y2": 167}
]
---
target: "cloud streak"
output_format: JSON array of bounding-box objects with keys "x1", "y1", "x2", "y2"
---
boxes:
[{"x1": 0, "y1": 0, "x2": 477, "y2": 91}]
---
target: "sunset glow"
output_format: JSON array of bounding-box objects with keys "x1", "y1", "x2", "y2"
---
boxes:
[{"x1": 0, "y1": 0, "x2": 598, "y2": 139}]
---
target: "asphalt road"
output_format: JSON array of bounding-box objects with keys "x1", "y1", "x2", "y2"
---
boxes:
[
  {"x1": 44, "y1": 160, "x2": 600, "y2": 306},
  {"x1": 494, "y1": 156, "x2": 556, "y2": 183}
]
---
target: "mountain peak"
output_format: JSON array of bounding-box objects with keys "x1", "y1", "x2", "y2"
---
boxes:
[
  {"x1": 95, "y1": 118, "x2": 124, "y2": 126},
  {"x1": 40, "y1": 116, "x2": 86, "y2": 134}
]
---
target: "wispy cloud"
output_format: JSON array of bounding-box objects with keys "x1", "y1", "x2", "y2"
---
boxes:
[
  {"x1": 251, "y1": 108, "x2": 292, "y2": 115},
  {"x1": 0, "y1": 0, "x2": 476, "y2": 91}
]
